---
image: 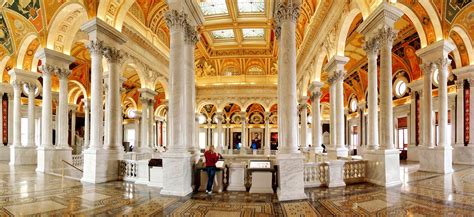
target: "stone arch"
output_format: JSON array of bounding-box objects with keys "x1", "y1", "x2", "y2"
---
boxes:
[
  {"x1": 68, "y1": 80, "x2": 87, "y2": 104},
  {"x1": 448, "y1": 37, "x2": 463, "y2": 69},
  {"x1": 217, "y1": 100, "x2": 243, "y2": 113},
  {"x1": 153, "y1": 76, "x2": 169, "y2": 99},
  {"x1": 155, "y1": 104, "x2": 167, "y2": 118},
  {"x1": 121, "y1": 58, "x2": 146, "y2": 86},
  {"x1": 313, "y1": 51, "x2": 327, "y2": 81},
  {"x1": 47, "y1": 2, "x2": 88, "y2": 54},
  {"x1": 417, "y1": 0, "x2": 443, "y2": 42},
  {"x1": 97, "y1": 0, "x2": 135, "y2": 30},
  {"x1": 197, "y1": 101, "x2": 219, "y2": 114},
  {"x1": 450, "y1": 26, "x2": 474, "y2": 65},
  {"x1": 394, "y1": 3, "x2": 428, "y2": 48},
  {"x1": 336, "y1": 7, "x2": 362, "y2": 56},
  {"x1": 0, "y1": 56, "x2": 11, "y2": 82},
  {"x1": 15, "y1": 33, "x2": 38, "y2": 70}
]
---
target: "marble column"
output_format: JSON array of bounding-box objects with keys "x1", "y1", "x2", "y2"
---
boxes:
[
  {"x1": 26, "y1": 83, "x2": 36, "y2": 147},
  {"x1": 299, "y1": 96, "x2": 308, "y2": 149},
  {"x1": 240, "y1": 111, "x2": 247, "y2": 154},
  {"x1": 184, "y1": 24, "x2": 198, "y2": 154},
  {"x1": 161, "y1": 9, "x2": 193, "y2": 196},
  {"x1": 40, "y1": 66, "x2": 54, "y2": 148},
  {"x1": 8, "y1": 69, "x2": 40, "y2": 165},
  {"x1": 226, "y1": 119, "x2": 232, "y2": 153},
  {"x1": 416, "y1": 40, "x2": 455, "y2": 173},
  {"x1": 11, "y1": 81, "x2": 21, "y2": 148},
  {"x1": 329, "y1": 78, "x2": 336, "y2": 150},
  {"x1": 69, "y1": 105, "x2": 77, "y2": 149},
  {"x1": 356, "y1": 2, "x2": 403, "y2": 186},
  {"x1": 325, "y1": 56, "x2": 349, "y2": 159},
  {"x1": 7, "y1": 92, "x2": 12, "y2": 146},
  {"x1": 148, "y1": 99, "x2": 155, "y2": 150},
  {"x1": 363, "y1": 37, "x2": 379, "y2": 150},
  {"x1": 264, "y1": 111, "x2": 271, "y2": 155},
  {"x1": 215, "y1": 112, "x2": 224, "y2": 153},
  {"x1": 25, "y1": 83, "x2": 37, "y2": 147},
  {"x1": 85, "y1": 41, "x2": 104, "y2": 150},
  {"x1": 140, "y1": 98, "x2": 150, "y2": 153},
  {"x1": 273, "y1": 1, "x2": 307, "y2": 201},
  {"x1": 56, "y1": 69, "x2": 71, "y2": 149},
  {"x1": 82, "y1": 99, "x2": 90, "y2": 149},
  {"x1": 103, "y1": 47, "x2": 123, "y2": 151},
  {"x1": 309, "y1": 81, "x2": 323, "y2": 153},
  {"x1": 437, "y1": 58, "x2": 450, "y2": 147},
  {"x1": 358, "y1": 102, "x2": 366, "y2": 151}
]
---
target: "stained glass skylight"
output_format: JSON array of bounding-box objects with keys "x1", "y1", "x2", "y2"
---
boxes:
[
  {"x1": 237, "y1": 0, "x2": 265, "y2": 13},
  {"x1": 212, "y1": 29, "x2": 235, "y2": 39},
  {"x1": 242, "y1": 28, "x2": 265, "y2": 38},
  {"x1": 199, "y1": 0, "x2": 228, "y2": 16}
]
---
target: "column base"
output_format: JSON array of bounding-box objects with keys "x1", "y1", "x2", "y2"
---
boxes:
[
  {"x1": 419, "y1": 146, "x2": 453, "y2": 174},
  {"x1": 453, "y1": 145, "x2": 474, "y2": 165},
  {"x1": 81, "y1": 148, "x2": 123, "y2": 184},
  {"x1": 160, "y1": 152, "x2": 193, "y2": 196},
  {"x1": 36, "y1": 146, "x2": 72, "y2": 173},
  {"x1": 135, "y1": 160, "x2": 150, "y2": 185},
  {"x1": 276, "y1": 153, "x2": 307, "y2": 201},
  {"x1": 0, "y1": 145, "x2": 10, "y2": 161},
  {"x1": 363, "y1": 149, "x2": 402, "y2": 187},
  {"x1": 327, "y1": 147, "x2": 348, "y2": 159},
  {"x1": 9, "y1": 146, "x2": 37, "y2": 166},
  {"x1": 406, "y1": 144, "x2": 419, "y2": 162},
  {"x1": 328, "y1": 160, "x2": 346, "y2": 188}
]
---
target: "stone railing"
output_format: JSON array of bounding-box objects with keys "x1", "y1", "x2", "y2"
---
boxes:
[
  {"x1": 118, "y1": 160, "x2": 138, "y2": 182},
  {"x1": 123, "y1": 152, "x2": 152, "y2": 161},
  {"x1": 343, "y1": 160, "x2": 368, "y2": 184},
  {"x1": 304, "y1": 160, "x2": 367, "y2": 188},
  {"x1": 303, "y1": 162, "x2": 329, "y2": 187},
  {"x1": 72, "y1": 154, "x2": 83, "y2": 168}
]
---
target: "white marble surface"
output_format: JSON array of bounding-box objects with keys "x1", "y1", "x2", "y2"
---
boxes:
[
  {"x1": 227, "y1": 162, "x2": 246, "y2": 191},
  {"x1": 406, "y1": 145, "x2": 419, "y2": 162},
  {"x1": 327, "y1": 147, "x2": 348, "y2": 159},
  {"x1": 9, "y1": 146, "x2": 37, "y2": 165},
  {"x1": 0, "y1": 145, "x2": 10, "y2": 161},
  {"x1": 418, "y1": 146, "x2": 453, "y2": 174},
  {"x1": 36, "y1": 147, "x2": 58, "y2": 173},
  {"x1": 328, "y1": 160, "x2": 345, "y2": 188},
  {"x1": 135, "y1": 160, "x2": 150, "y2": 185},
  {"x1": 148, "y1": 167, "x2": 163, "y2": 188},
  {"x1": 453, "y1": 146, "x2": 474, "y2": 165},
  {"x1": 81, "y1": 149, "x2": 123, "y2": 183},
  {"x1": 249, "y1": 171, "x2": 273, "y2": 193},
  {"x1": 160, "y1": 152, "x2": 193, "y2": 196},
  {"x1": 276, "y1": 153, "x2": 307, "y2": 201},
  {"x1": 363, "y1": 149, "x2": 401, "y2": 187}
]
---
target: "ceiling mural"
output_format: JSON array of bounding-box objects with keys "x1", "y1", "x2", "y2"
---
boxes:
[
  {"x1": 5, "y1": 0, "x2": 43, "y2": 32},
  {"x1": 0, "y1": 12, "x2": 14, "y2": 56}
]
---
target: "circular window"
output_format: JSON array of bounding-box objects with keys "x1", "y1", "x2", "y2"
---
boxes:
[
  {"x1": 394, "y1": 80, "x2": 407, "y2": 98},
  {"x1": 350, "y1": 98, "x2": 358, "y2": 113},
  {"x1": 127, "y1": 109, "x2": 136, "y2": 118}
]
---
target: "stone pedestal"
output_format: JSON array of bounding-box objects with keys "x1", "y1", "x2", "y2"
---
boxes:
[
  {"x1": 364, "y1": 149, "x2": 401, "y2": 187},
  {"x1": 453, "y1": 145, "x2": 474, "y2": 165},
  {"x1": 9, "y1": 146, "x2": 37, "y2": 165},
  {"x1": 276, "y1": 153, "x2": 307, "y2": 201},
  {"x1": 36, "y1": 147, "x2": 57, "y2": 173},
  {"x1": 328, "y1": 160, "x2": 345, "y2": 188},
  {"x1": 249, "y1": 172, "x2": 273, "y2": 193},
  {"x1": 0, "y1": 146, "x2": 10, "y2": 161},
  {"x1": 81, "y1": 149, "x2": 123, "y2": 183},
  {"x1": 227, "y1": 162, "x2": 246, "y2": 191},
  {"x1": 406, "y1": 145, "x2": 419, "y2": 162},
  {"x1": 160, "y1": 152, "x2": 193, "y2": 196},
  {"x1": 327, "y1": 147, "x2": 348, "y2": 159},
  {"x1": 135, "y1": 160, "x2": 150, "y2": 185},
  {"x1": 149, "y1": 167, "x2": 163, "y2": 188},
  {"x1": 419, "y1": 146, "x2": 453, "y2": 173}
]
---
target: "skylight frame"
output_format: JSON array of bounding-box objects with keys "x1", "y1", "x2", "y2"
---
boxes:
[
  {"x1": 242, "y1": 28, "x2": 265, "y2": 39},
  {"x1": 237, "y1": 0, "x2": 265, "y2": 14},
  {"x1": 211, "y1": 29, "x2": 235, "y2": 40},
  {"x1": 199, "y1": 0, "x2": 229, "y2": 16}
]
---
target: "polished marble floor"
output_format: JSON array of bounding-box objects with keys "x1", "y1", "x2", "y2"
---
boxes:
[{"x1": 0, "y1": 161, "x2": 473, "y2": 216}]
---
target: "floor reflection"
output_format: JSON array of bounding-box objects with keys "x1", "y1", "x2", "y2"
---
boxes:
[{"x1": 0, "y1": 160, "x2": 473, "y2": 216}]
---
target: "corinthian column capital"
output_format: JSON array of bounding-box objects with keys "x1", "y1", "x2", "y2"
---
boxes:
[
  {"x1": 274, "y1": 2, "x2": 300, "y2": 24},
  {"x1": 363, "y1": 37, "x2": 380, "y2": 57},
  {"x1": 165, "y1": 10, "x2": 188, "y2": 31},
  {"x1": 103, "y1": 47, "x2": 123, "y2": 63},
  {"x1": 86, "y1": 40, "x2": 105, "y2": 55},
  {"x1": 377, "y1": 27, "x2": 398, "y2": 45},
  {"x1": 184, "y1": 24, "x2": 199, "y2": 45},
  {"x1": 56, "y1": 68, "x2": 71, "y2": 79}
]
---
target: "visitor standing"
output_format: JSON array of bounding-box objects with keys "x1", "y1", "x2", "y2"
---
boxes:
[{"x1": 204, "y1": 146, "x2": 219, "y2": 195}]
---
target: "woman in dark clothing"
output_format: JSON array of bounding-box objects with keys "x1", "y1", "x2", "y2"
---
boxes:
[{"x1": 204, "y1": 146, "x2": 219, "y2": 195}]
